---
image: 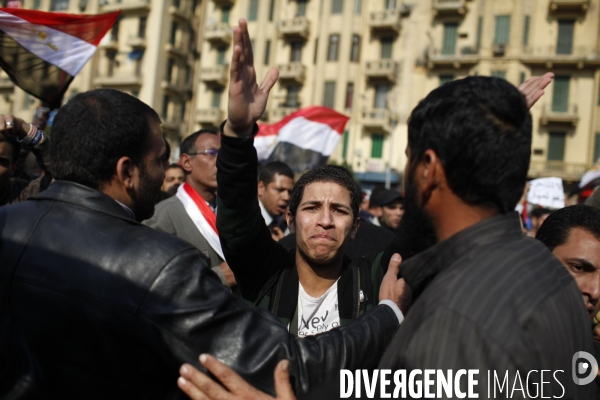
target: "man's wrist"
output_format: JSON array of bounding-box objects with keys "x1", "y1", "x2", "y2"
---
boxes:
[
  {"x1": 378, "y1": 299, "x2": 404, "y2": 325},
  {"x1": 220, "y1": 120, "x2": 259, "y2": 138}
]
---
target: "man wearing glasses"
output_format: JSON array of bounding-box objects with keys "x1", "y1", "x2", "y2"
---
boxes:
[{"x1": 144, "y1": 129, "x2": 236, "y2": 288}]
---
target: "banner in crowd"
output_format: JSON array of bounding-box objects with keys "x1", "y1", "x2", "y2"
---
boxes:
[
  {"x1": 0, "y1": 8, "x2": 120, "y2": 108},
  {"x1": 527, "y1": 177, "x2": 565, "y2": 209},
  {"x1": 255, "y1": 106, "x2": 349, "y2": 173}
]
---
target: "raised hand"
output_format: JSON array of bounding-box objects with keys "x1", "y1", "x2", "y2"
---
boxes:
[
  {"x1": 223, "y1": 19, "x2": 279, "y2": 138},
  {"x1": 518, "y1": 72, "x2": 554, "y2": 110},
  {"x1": 0, "y1": 114, "x2": 30, "y2": 142},
  {"x1": 379, "y1": 253, "x2": 412, "y2": 315}
]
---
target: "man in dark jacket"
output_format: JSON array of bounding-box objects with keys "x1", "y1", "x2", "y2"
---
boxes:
[{"x1": 0, "y1": 89, "x2": 409, "y2": 399}]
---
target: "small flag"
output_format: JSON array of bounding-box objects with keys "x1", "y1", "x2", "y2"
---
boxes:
[
  {"x1": 255, "y1": 106, "x2": 349, "y2": 172},
  {"x1": 0, "y1": 8, "x2": 120, "y2": 108}
]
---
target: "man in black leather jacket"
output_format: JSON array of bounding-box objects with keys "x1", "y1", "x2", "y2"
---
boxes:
[{"x1": 0, "y1": 88, "x2": 408, "y2": 399}]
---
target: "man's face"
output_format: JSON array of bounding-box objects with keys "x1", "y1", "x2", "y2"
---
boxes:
[
  {"x1": 0, "y1": 141, "x2": 15, "y2": 194},
  {"x1": 162, "y1": 166, "x2": 185, "y2": 195},
  {"x1": 552, "y1": 227, "x2": 600, "y2": 315},
  {"x1": 380, "y1": 200, "x2": 404, "y2": 230},
  {"x1": 184, "y1": 133, "x2": 220, "y2": 192},
  {"x1": 129, "y1": 122, "x2": 166, "y2": 221},
  {"x1": 289, "y1": 182, "x2": 358, "y2": 266},
  {"x1": 258, "y1": 173, "x2": 294, "y2": 217}
]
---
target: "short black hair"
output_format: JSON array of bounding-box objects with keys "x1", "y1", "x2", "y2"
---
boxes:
[
  {"x1": 180, "y1": 129, "x2": 218, "y2": 155},
  {"x1": 536, "y1": 205, "x2": 600, "y2": 251},
  {"x1": 258, "y1": 161, "x2": 294, "y2": 185},
  {"x1": 407, "y1": 76, "x2": 532, "y2": 213},
  {"x1": 530, "y1": 207, "x2": 553, "y2": 219},
  {"x1": 166, "y1": 163, "x2": 184, "y2": 173},
  {"x1": 50, "y1": 89, "x2": 160, "y2": 189},
  {"x1": 288, "y1": 165, "x2": 360, "y2": 219}
]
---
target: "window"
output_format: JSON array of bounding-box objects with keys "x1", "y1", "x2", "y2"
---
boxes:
[
  {"x1": 166, "y1": 58, "x2": 174, "y2": 82},
  {"x1": 173, "y1": 0, "x2": 180, "y2": 8},
  {"x1": 297, "y1": 0, "x2": 307, "y2": 16},
  {"x1": 111, "y1": 17, "x2": 120, "y2": 41},
  {"x1": 269, "y1": 0, "x2": 275, "y2": 21},
  {"x1": 371, "y1": 134, "x2": 384, "y2": 159},
  {"x1": 217, "y1": 47, "x2": 227, "y2": 65},
  {"x1": 380, "y1": 37, "x2": 393, "y2": 59},
  {"x1": 162, "y1": 95, "x2": 170, "y2": 119},
  {"x1": 22, "y1": 93, "x2": 32, "y2": 109},
  {"x1": 314, "y1": 38, "x2": 319, "y2": 64},
  {"x1": 264, "y1": 40, "x2": 271, "y2": 65},
  {"x1": 191, "y1": 0, "x2": 199, "y2": 14},
  {"x1": 323, "y1": 81, "x2": 336, "y2": 108},
  {"x1": 350, "y1": 35, "x2": 361, "y2": 62},
  {"x1": 494, "y1": 15, "x2": 511, "y2": 45},
  {"x1": 132, "y1": 90, "x2": 139, "y2": 98},
  {"x1": 476, "y1": 16, "x2": 482, "y2": 49},
  {"x1": 248, "y1": 0, "x2": 259, "y2": 21},
  {"x1": 552, "y1": 76, "x2": 570, "y2": 112},
  {"x1": 523, "y1": 16, "x2": 530, "y2": 46},
  {"x1": 491, "y1": 70, "x2": 506, "y2": 79},
  {"x1": 331, "y1": 0, "x2": 343, "y2": 14},
  {"x1": 138, "y1": 16, "x2": 147, "y2": 39},
  {"x1": 327, "y1": 34, "x2": 340, "y2": 61},
  {"x1": 290, "y1": 41, "x2": 303, "y2": 62},
  {"x1": 212, "y1": 88, "x2": 223, "y2": 108},
  {"x1": 222, "y1": 7, "x2": 230, "y2": 23},
  {"x1": 50, "y1": 0, "x2": 69, "y2": 11},
  {"x1": 374, "y1": 85, "x2": 389, "y2": 109},
  {"x1": 169, "y1": 22, "x2": 178, "y2": 46},
  {"x1": 107, "y1": 51, "x2": 116, "y2": 76},
  {"x1": 442, "y1": 23, "x2": 458, "y2": 55},
  {"x1": 342, "y1": 130, "x2": 349, "y2": 159},
  {"x1": 439, "y1": 75, "x2": 454, "y2": 87},
  {"x1": 385, "y1": 0, "x2": 396, "y2": 9},
  {"x1": 556, "y1": 19, "x2": 574, "y2": 55},
  {"x1": 33, "y1": 0, "x2": 41, "y2": 9},
  {"x1": 547, "y1": 132, "x2": 566, "y2": 161},
  {"x1": 285, "y1": 86, "x2": 300, "y2": 107},
  {"x1": 345, "y1": 82, "x2": 354, "y2": 109},
  {"x1": 594, "y1": 133, "x2": 600, "y2": 162},
  {"x1": 185, "y1": 65, "x2": 192, "y2": 85},
  {"x1": 354, "y1": 0, "x2": 361, "y2": 14},
  {"x1": 519, "y1": 72, "x2": 526, "y2": 85},
  {"x1": 180, "y1": 101, "x2": 187, "y2": 121}
]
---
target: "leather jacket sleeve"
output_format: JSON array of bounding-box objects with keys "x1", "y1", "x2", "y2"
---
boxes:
[{"x1": 137, "y1": 248, "x2": 400, "y2": 396}]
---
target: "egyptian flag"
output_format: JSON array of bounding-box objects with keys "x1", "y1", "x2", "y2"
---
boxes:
[
  {"x1": 0, "y1": 8, "x2": 119, "y2": 108},
  {"x1": 255, "y1": 106, "x2": 349, "y2": 172}
]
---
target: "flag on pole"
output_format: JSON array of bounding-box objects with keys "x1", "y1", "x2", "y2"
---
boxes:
[
  {"x1": 255, "y1": 106, "x2": 349, "y2": 172},
  {"x1": 0, "y1": 8, "x2": 120, "y2": 108}
]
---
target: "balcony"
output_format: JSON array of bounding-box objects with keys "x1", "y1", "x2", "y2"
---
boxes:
[
  {"x1": 100, "y1": 0, "x2": 150, "y2": 13},
  {"x1": 361, "y1": 109, "x2": 390, "y2": 130},
  {"x1": 369, "y1": 10, "x2": 401, "y2": 34},
  {"x1": 432, "y1": 0, "x2": 467, "y2": 15},
  {"x1": 549, "y1": 0, "x2": 590, "y2": 12},
  {"x1": 161, "y1": 80, "x2": 181, "y2": 94},
  {"x1": 99, "y1": 38, "x2": 119, "y2": 51},
  {"x1": 162, "y1": 118, "x2": 182, "y2": 131},
  {"x1": 126, "y1": 36, "x2": 146, "y2": 49},
  {"x1": 93, "y1": 73, "x2": 143, "y2": 87},
  {"x1": 520, "y1": 46, "x2": 600, "y2": 68},
  {"x1": 165, "y1": 43, "x2": 186, "y2": 58},
  {"x1": 0, "y1": 78, "x2": 14, "y2": 90},
  {"x1": 364, "y1": 60, "x2": 398, "y2": 82},
  {"x1": 540, "y1": 104, "x2": 579, "y2": 126},
  {"x1": 213, "y1": 0, "x2": 235, "y2": 6},
  {"x1": 196, "y1": 108, "x2": 224, "y2": 126},
  {"x1": 200, "y1": 65, "x2": 229, "y2": 86},
  {"x1": 278, "y1": 17, "x2": 310, "y2": 40},
  {"x1": 169, "y1": 5, "x2": 190, "y2": 21},
  {"x1": 204, "y1": 22, "x2": 232, "y2": 46},
  {"x1": 427, "y1": 46, "x2": 480, "y2": 68},
  {"x1": 528, "y1": 160, "x2": 589, "y2": 181},
  {"x1": 271, "y1": 107, "x2": 298, "y2": 122},
  {"x1": 277, "y1": 62, "x2": 306, "y2": 83}
]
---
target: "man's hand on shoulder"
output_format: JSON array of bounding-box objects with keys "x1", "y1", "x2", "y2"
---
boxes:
[
  {"x1": 379, "y1": 253, "x2": 412, "y2": 316},
  {"x1": 223, "y1": 19, "x2": 279, "y2": 138}
]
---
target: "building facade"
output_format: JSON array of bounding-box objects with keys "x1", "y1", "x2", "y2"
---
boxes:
[{"x1": 1, "y1": 0, "x2": 598, "y2": 184}]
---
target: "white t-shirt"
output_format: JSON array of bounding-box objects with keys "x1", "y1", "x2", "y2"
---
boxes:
[{"x1": 297, "y1": 280, "x2": 341, "y2": 337}]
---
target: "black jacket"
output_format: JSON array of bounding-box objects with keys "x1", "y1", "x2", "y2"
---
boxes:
[{"x1": 0, "y1": 181, "x2": 400, "y2": 399}]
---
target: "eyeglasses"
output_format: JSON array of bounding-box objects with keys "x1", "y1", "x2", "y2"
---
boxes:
[{"x1": 187, "y1": 149, "x2": 219, "y2": 157}]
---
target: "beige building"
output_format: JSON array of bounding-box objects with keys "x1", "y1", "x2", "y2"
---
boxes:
[{"x1": 1, "y1": 0, "x2": 599, "y2": 185}]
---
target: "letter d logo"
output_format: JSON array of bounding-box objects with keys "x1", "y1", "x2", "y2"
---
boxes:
[{"x1": 572, "y1": 351, "x2": 598, "y2": 385}]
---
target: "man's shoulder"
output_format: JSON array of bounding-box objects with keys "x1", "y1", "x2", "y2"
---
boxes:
[{"x1": 153, "y1": 195, "x2": 184, "y2": 214}]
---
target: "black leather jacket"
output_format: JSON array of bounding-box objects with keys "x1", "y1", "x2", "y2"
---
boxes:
[{"x1": 0, "y1": 181, "x2": 400, "y2": 399}]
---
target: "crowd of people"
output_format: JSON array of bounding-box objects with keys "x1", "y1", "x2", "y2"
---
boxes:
[{"x1": 1, "y1": 19, "x2": 599, "y2": 400}]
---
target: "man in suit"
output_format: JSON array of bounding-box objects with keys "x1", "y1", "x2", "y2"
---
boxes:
[{"x1": 144, "y1": 129, "x2": 234, "y2": 287}]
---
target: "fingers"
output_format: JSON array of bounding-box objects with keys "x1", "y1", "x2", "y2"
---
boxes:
[
  {"x1": 199, "y1": 354, "x2": 246, "y2": 394},
  {"x1": 259, "y1": 67, "x2": 280, "y2": 94},
  {"x1": 387, "y1": 253, "x2": 402, "y2": 277},
  {"x1": 238, "y1": 19, "x2": 254, "y2": 66},
  {"x1": 178, "y1": 364, "x2": 223, "y2": 400},
  {"x1": 273, "y1": 360, "x2": 295, "y2": 400}
]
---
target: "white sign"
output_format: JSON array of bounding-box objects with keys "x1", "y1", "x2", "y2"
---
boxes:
[{"x1": 527, "y1": 177, "x2": 565, "y2": 209}]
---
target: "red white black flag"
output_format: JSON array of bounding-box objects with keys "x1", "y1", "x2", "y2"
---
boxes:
[
  {"x1": 255, "y1": 106, "x2": 349, "y2": 172},
  {"x1": 0, "y1": 8, "x2": 119, "y2": 108}
]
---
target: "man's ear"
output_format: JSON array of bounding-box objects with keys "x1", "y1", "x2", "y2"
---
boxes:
[
  {"x1": 257, "y1": 180, "x2": 266, "y2": 197},
  {"x1": 115, "y1": 156, "x2": 137, "y2": 189},
  {"x1": 350, "y1": 217, "x2": 360, "y2": 240},
  {"x1": 419, "y1": 149, "x2": 443, "y2": 203},
  {"x1": 286, "y1": 211, "x2": 295, "y2": 234},
  {"x1": 180, "y1": 154, "x2": 193, "y2": 174}
]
